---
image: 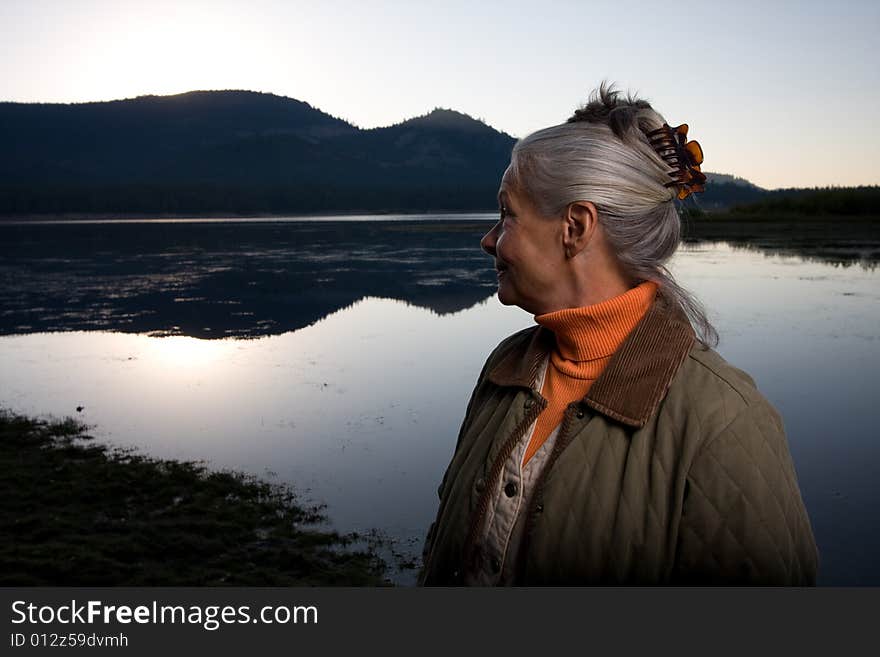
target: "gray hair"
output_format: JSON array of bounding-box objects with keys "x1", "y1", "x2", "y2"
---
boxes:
[{"x1": 507, "y1": 82, "x2": 718, "y2": 349}]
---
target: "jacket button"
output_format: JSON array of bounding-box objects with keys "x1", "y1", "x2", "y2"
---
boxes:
[
  {"x1": 475, "y1": 478, "x2": 486, "y2": 493},
  {"x1": 535, "y1": 503, "x2": 544, "y2": 513},
  {"x1": 504, "y1": 482, "x2": 518, "y2": 497},
  {"x1": 576, "y1": 407, "x2": 585, "y2": 419},
  {"x1": 490, "y1": 557, "x2": 501, "y2": 574},
  {"x1": 524, "y1": 397, "x2": 535, "y2": 409}
]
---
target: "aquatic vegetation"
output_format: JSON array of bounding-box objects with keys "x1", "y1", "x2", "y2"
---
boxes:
[{"x1": 0, "y1": 409, "x2": 388, "y2": 586}]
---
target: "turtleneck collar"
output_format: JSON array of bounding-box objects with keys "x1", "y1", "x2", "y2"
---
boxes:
[{"x1": 534, "y1": 280, "x2": 659, "y2": 366}]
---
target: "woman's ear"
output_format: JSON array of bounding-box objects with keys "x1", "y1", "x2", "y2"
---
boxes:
[{"x1": 563, "y1": 201, "x2": 598, "y2": 258}]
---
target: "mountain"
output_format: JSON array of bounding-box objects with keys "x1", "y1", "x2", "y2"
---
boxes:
[
  {"x1": 1, "y1": 90, "x2": 357, "y2": 183},
  {"x1": 690, "y1": 172, "x2": 767, "y2": 211},
  {"x1": 393, "y1": 107, "x2": 495, "y2": 133},
  {"x1": 0, "y1": 91, "x2": 516, "y2": 215},
  {"x1": 704, "y1": 172, "x2": 762, "y2": 189},
  {"x1": 0, "y1": 90, "x2": 781, "y2": 215}
]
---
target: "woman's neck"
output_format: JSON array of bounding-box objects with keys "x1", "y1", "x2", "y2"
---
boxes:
[{"x1": 534, "y1": 280, "x2": 659, "y2": 363}]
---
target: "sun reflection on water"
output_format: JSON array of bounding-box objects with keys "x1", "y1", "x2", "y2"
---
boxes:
[{"x1": 142, "y1": 335, "x2": 239, "y2": 370}]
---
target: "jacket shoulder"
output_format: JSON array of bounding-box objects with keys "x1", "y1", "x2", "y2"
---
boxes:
[
  {"x1": 671, "y1": 344, "x2": 784, "y2": 441},
  {"x1": 687, "y1": 346, "x2": 761, "y2": 403}
]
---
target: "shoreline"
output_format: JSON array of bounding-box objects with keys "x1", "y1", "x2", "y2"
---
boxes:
[
  {"x1": 0, "y1": 210, "x2": 877, "y2": 222},
  {"x1": 0, "y1": 409, "x2": 390, "y2": 586},
  {"x1": 0, "y1": 210, "x2": 497, "y2": 223}
]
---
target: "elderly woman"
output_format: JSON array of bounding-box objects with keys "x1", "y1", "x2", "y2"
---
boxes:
[{"x1": 418, "y1": 85, "x2": 818, "y2": 586}]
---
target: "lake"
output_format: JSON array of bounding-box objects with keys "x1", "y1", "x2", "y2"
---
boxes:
[{"x1": 1, "y1": 216, "x2": 878, "y2": 585}]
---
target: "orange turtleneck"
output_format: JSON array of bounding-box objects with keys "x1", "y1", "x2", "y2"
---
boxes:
[{"x1": 523, "y1": 280, "x2": 659, "y2": 466}]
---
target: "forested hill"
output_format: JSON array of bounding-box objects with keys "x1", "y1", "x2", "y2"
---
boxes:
[
  {"x1": 0, "y1": 90, "x2": 798, "y2": 215},
  {"x1": 729, "y1": 185, "x2": 880, "y2": 216}
]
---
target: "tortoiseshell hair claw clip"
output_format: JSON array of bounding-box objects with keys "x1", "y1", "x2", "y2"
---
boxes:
[{"x1": 645, "y1": 123, "x2": 707, "y2": 200}]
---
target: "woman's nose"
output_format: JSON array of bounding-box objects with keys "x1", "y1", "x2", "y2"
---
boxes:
[{"x1": 481, "y1": 222, "x2": 499, "y2": 257}]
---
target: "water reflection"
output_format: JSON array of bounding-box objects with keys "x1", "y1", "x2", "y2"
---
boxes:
[
  {"x1": 1, "y1": 221, "x2": 879, "y2": 585},
  {"x1": 683, "y1": 215, "x2": 880, "y2": 271},
  {"x1": 0, "y1": 219, "x2": 499, "y2": 338},
  {"x1": 1, "y1": 218, "x2": 877, "y2": 340}
]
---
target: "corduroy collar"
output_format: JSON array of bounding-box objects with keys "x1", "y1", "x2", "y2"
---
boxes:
[{"x1": 486, "y1": 289, "x2": 696, "y2": 428}]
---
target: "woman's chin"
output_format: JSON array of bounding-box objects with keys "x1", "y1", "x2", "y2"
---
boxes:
[{"x1": 496, "y1": 283, "x2": 517, "y2": 307}]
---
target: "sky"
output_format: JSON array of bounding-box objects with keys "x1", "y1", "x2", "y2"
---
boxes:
[{"x1": 1, "y1": 0, "x2": 878, "y2": 189}]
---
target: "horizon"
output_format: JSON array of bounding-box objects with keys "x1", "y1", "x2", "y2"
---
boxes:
[
  {"x1": 0, "y1": 88, "x2": 501, "y2": 133},
  {"x1": 2, "y1": 0, "x2": 878, "y2": 189},
  {"x1": 4, "y1": 86, "x2": 873, "y2": 193}
]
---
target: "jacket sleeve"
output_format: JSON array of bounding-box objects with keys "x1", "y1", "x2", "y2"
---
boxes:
[{"x1": 671, "y1": 405, "x2": 819, "y2": 585}]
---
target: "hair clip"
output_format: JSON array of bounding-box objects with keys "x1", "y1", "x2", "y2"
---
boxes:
[{"x1": 645, "y1": 123, "x2": 706, "y2": 200}]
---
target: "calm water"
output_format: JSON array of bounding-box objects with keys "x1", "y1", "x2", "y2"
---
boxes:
[{"x1": 1, "y1": 217, "x2": 878, "y2": 585}]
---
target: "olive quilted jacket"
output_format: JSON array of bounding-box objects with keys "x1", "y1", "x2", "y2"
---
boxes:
[{"x1": 419, "y1": 291, "x2": 819, "y2": 585}]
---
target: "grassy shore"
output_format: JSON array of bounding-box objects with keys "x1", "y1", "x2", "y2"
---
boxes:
[
  {"x1": 684, "y1": 211, "x2": 880, "y2": 244},
  {"x1": 685, "y1": 210, "x2": 879, "y2": 232},
  {"x1": 0, "y1": 409, "x2": 388, "y2": 586}
]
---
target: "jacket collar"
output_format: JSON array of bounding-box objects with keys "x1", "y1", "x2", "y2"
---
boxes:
[{"x1": 486, "y1": 289, "x2": 696, "y2": 428}]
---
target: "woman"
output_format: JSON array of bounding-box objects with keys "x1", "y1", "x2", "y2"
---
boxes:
[{"x1": 418, "y1": 84, "x2": 818, "y2": 586}]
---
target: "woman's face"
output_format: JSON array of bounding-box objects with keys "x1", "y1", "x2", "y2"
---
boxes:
[{"x1": 480, "y1": 168, "x2": 565, "y2": 314}]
